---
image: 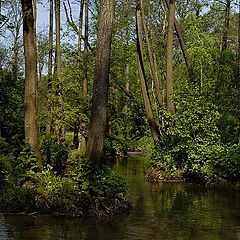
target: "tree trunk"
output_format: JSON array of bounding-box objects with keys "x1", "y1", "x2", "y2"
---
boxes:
[
  {"x1": 86, "y1": 0, "x2": 115, "y2": 164},
  {"x1": 79, "y1": 0, "x2": 89, "y2": 152},
  {"x1": 139, "y1": 0, "x2": 163, "y2": 108},
  {"x1": 54, "y1": 0, "x2": 64, "y2": 143},
  {"x1": 166, "y1": 0, "x2": 175, "y2": 114},
  {"x1": 46, "y1": 0, "x2": 53, "y2": 141},
  {"x1": 164, "y1": 0, "x2": 191, "y2": 70},
  {"x1": 222, "y1": 0, "x2": 231, "y2": 52},
  {"x1": 136, "y1": 1, "x2": 160, "y2": 142},
  {"x1": 21, "y1": 0, "x2": 42, "y2": 168}
]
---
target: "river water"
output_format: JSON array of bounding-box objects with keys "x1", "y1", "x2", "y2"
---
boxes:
[{"x1": 1, "y1": 156, "x2": 240, "y2": 240}]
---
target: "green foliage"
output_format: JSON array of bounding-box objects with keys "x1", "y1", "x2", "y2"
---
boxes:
[
  {"x1": 0, "y1": 69, "x2": 24, "y2": 143},
  {"x1": 104, "y1": 136, "x2": 128, "y2": 156},
  {"x1": 16, "y1": 144, "x2": 39, "y2": 175},
  {"x1": 207, "y1": 145, "x2": 240, "y2": 182},
  {"x1": 4, "y1": 184, "x2": 36, "y2": 211},
  {"x1": 3, "y1": 154, "x2": 129, "y2": 216},
  {"x1": 67, "y1": 155, "x2": 129, "y2": 215},
  {"x1": 41, "y1": 139, "x2": 69, "y2": 172},
  {"x1": 128, "y1": 135, "x2": 154, "y2": 154},
  {"x1": 30, "y1": 169, "x2": 77, "y2": 213},
  {"x1": 151, "y1": 86, "x2": 223, "y2": 181},
  {"x1": 217, "y1": 113, "x2": 239, "y2": 144}
]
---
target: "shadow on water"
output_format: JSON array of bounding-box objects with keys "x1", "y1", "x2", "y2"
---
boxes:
[{"x1": 1, "y1": 155, "x2": 240, "y2": 240}]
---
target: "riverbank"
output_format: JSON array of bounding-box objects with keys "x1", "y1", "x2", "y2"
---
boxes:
[
  {"x1": 1, "y1": 155, "x2": 240, "y2": 240},
  {"x1": 0, "y1": 154, "x2": 131, "y2": 218}
]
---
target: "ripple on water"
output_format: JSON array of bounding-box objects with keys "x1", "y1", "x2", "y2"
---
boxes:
[{"x1": 0, "y1": 213, "x2": 8, "y2": 240}]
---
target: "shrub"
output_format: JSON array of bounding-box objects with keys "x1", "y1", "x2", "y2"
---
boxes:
[
  {"x1": 3, "y1": 154, "x2": 130, "y2": 216},
  {"x1": 207, "y1": 144, "x2": 240, "y2": 182},
  {"x1": 41, "y1": 139, "x2": 69, "y2": 174},
  {"x1": 104, "y1": 136, "x2": 128, "y2": 156},
  {"x1": 67, "y1": 155, "x2": 129, "y2": 215},
  {"x1": 150, "y1": 87, "x2": 223, "y2": 181},
  {"x1": 29, "y1": 169, "x2": 77, "y2": 213}
]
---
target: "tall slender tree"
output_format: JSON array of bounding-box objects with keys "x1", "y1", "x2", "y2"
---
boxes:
[
  {"x1": 136, "y1": 0, "x2": 160, "y2": 141},
  {"x1": 139, "y1": 0, "x2": 163, "y2": 108},
  {"x1": 79, "y1": 0, "x2": 89, "y2": 152},
  {"x1": 21, "y1": 0, "x2": 42, "y2": 168},
  {"x1": 86, "y1": 0, "x2": 115, "y2": 164},
  {"x1": 46, "y1": 0, "x2": 54, "y2": 141},
  {"x1": 166, "y1": 0, "x2": 175, "y2": 114},
  {"x1": 54, "y1": 0, "x2": 64, "y2": 143}
]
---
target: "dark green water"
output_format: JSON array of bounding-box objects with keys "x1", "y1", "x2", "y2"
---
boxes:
[{"x1": 1, "y1": 156, "x2": 240, "y2": 240}]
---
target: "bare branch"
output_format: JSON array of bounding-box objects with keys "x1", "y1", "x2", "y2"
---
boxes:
[{"x1": 63, "y1": 1, "x2": 78, "y2": 33}]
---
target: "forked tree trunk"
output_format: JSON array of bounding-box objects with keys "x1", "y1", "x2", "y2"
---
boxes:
[
  {"x1": 136, "y1": 1, "x2": 160, "y2": 141},
  {"x1": 86, "y1": 0, "x2": 115, "y2": 164},
  {"x1": 139, "y1": 0, "x2": 163, "y2": 108},
  {"x1": 46, "y1": 0, "x2": 53, "y2": 141},
  {"x1": 166, "y1": 0, "x2": 175, "y2": 114},
  {"x1": 164, "y1": 0, "x2": 191, "y2": 70},
  {"x1": 21, "y1": 0, "x2": 42, "y2": 168}
]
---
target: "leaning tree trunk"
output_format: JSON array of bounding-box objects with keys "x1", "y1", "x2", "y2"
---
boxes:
[
  {"x1": 46, "y1": 0, "x2": 53, "y2": 141},
  {"x1": 139, "y1": 0, "x2": 163, "y2": 108},
  {"x1": 166, "y1": 0, "x2": 175, "y2": 114},
  {"x1": 21, "y1": 0, "x2": 42, "y2": 168},
  {"x1": 86, "y1": 0, "x2": 115, "y2": 164},
  {"x1": 136, "y1": 0, "x2": 160, "y2": 142},
  {"x1": 165, "y1": 0, "x2": 191, "y2": 69}
]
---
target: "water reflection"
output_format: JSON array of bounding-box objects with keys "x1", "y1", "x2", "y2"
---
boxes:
[{"x1": 1, "y1": 156, "x2": 240, "y2": 239}]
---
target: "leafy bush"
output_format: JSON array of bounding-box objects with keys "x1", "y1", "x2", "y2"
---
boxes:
[
  {"x1": 30, "y1": 169, "x2": 77, "y2": 213},
  {"x1": 104, "y1": 136, "x2": 128, "y2": 156},
  {"x1": 41, "y1": 139, "x2": 69, "y2": 174},
  {"x1": 3, "y1": 154, "x2": 130, "y2": 216},
  {"x1": 151, "y1": 87, "x2": 223, "y2": 181},
  {"x1": 128, "y1": 135, "x2": 154, "y2": 154},
  {"x1": 67, "y1": 155, "x2": 129, "y2": 215},
  {"x1": 4, "y1": 184, "x2": 36, "y2": 211},
  {"x1": 207, "y1": 144, "x2": 240, "y2": 182}
]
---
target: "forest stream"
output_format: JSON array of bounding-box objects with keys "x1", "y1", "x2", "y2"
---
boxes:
[{"x1": 1, "y1": 155, "x2": 240, "y2": 240}]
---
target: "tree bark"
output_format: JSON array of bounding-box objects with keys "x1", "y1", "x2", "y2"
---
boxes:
[
  {"x1": 166, "y1": 0, "x2": 175, "y2": 114},
  {"x1": 21, "y1": 0, "x2": 42, "y2": 168},
  {"x1": 86, "y1": 0, "x2": 115, "y2": 164},
  {"x1": 54, "y1": 0, "x2": 64, "y2": 143},
  {"x1": 136, "y1": 1, "x2": 160, "y2": 142},
  {"x1": 46, "y1": 0, "x2": 53, "y2": 141},
  {"x1": 79, "y1": 0, "x2": 89, "y2": 152}
]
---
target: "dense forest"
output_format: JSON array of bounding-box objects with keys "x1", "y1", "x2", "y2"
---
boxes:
[{"x1": 0, "y1": 0, "x2": 240, "y2": 216}]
